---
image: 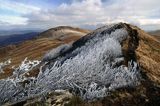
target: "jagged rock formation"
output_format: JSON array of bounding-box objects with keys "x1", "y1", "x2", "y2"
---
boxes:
[{"x1": 0, "y1": 23, "x2": 160, "y2": 106}]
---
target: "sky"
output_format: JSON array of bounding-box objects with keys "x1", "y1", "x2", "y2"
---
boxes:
[{"x1": 0, "y1": 0, "x2": 160, "y2": 31}]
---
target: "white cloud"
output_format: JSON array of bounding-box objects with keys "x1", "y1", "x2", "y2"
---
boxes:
[
  {"x1": 138, "y1": 19, "x2": 160, "y2": 25},
  {"x1": 0, "y1": 0, "x2": 40, "y2": 27},
  {"x1": 0, "y1": 0, "x2": 160, "y2": 30},
  {"x1": 0, "y1": 0, "x2": 40, "y2": 14},
  {"x1": 0, "y1": 15, "x2": 28, "y2": 25}
]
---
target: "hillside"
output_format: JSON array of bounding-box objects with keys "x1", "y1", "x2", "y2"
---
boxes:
[
  {"x1": 0, "y1": 26, "x2": 90, "y2": 79},
  {"x1": 148, "y1": 30, "x2": 160, "y2": 40},
  {"x1": 38, "y1": 26, "x2": 90, "y2": 39},
  {"x1": 0, "y1": 23, "x2": 160, "y2": 106}
]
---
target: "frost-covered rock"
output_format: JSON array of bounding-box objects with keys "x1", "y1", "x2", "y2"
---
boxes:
[
  {"x1": 42, "y1": 43, "x2": 72, "y2": 62},
  {"x1": 0, "y1": 58, "x2": 41, "y2": 104},
  {"x1": 0, "y1": 59, "x2": 11, "y2": 73},
  {"x1": 10, "y1": 57, "x2": 40, "y2": 82}
]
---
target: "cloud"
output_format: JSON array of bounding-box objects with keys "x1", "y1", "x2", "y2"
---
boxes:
[
  {"x1": 0, "y1": 0, "x2": 40, "y2": 26},
  {"x1": 0, "y1": 0, "x2": 40, "y2": 14},
  {"x1": 0, "y1": 0, "x2": 160, "y2": 30},
  {"x1": 0, "y1": 15, "x2": 28, "y2": 25}
]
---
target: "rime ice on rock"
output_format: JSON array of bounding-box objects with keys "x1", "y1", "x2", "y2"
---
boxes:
[{"x1": 0, "y1": 59, "x2": 11, "y2": 73}]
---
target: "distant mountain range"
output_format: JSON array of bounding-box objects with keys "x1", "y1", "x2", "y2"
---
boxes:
[
  {"x1": 0, "y1": 29, "x2": 43, "y2": 36},
  {"x1": 148, "y1": 30, "x2": 160, "y2": 40},
  {"x1": 149, "y1": 30, "x2": 160, "y2": 35},
  {"x1": 0, "y1": 32, "x2": 40, "y2": 46}
]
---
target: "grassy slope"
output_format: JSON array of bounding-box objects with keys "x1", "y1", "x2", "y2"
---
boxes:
[{"x1": 136, "y1": 29, "x2": 160, "y2": 84}]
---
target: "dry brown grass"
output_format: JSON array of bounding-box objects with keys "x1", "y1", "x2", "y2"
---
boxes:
[{"x1": 135, "y1": 29, "x2": 160, "y2": 84}]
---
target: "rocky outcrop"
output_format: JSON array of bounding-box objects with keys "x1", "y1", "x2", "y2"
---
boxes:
[{"x1": 5, "y1": 90, "x2": 73, "y2": 106}]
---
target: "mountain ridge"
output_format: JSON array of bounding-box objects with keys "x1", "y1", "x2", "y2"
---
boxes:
[
  {"x1": 0, "y1": 23, "x2": 160, "y2": 105},
  {"x1": 0, "y1": 32, "x2": 39, "y2": 47}
]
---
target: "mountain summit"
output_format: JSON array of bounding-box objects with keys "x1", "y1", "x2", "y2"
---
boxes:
[{"x1": 0, "y1": 23, "x2": 160, "y2": 105}]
